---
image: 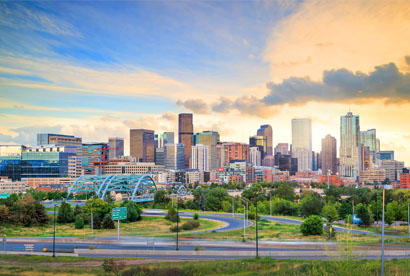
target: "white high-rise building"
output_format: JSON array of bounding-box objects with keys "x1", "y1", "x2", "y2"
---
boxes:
[
  {"x1": 108, "y1": 137, "x2": 124, "y2": 159},
  {"x1": 164, "y1": 143, "x2": 184, "y2": 170},
  {"x1": 291, "y1": 118, "x2": 312, "y2": 171},
  {"x1": 249, "y1": 147, "x2": 261, "y2": 166},
  {"x1": 340, "y1": 112, "x2": 361, "y2": 179},
  {"x1": 191, "y1": 144, "x2": 209, "y2": 171}
]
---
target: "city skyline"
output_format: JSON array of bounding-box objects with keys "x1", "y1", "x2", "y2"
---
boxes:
[{"x1": 0, "y1": 1, "x2": 409, "y2": 165}]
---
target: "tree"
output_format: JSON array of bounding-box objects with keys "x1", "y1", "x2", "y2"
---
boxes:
[
  {"x1": 339, "y1": 201, "x2": 353, "y2": 220},
  {"x1": 273, "y1": 184, "x2": 295, "y2": 201},
  {"x1": 102, "y1": 214, "x2": 115, "y2": 229},
  {"x1": 8, "y1": 195, "x2": 49, "y2": 226},
  {"x1": 300, "y1": 215, "x2": 323, "y2": 236},
  {"x1": 300, "y1": 195, "x2": 324, "y2": 217},
  {"x1": 120, "y1": 200, "x2": 142, "y2": 222},
  {"x1": 93, "y1": 215, "x2": 102, "y2": 229},
  {"x1": 75, "y1": 215, "x2": 84, "y2": 229},
  {"x1": 101, "y1": 258, "x2": 125, "y2": 276},
  {"x1": 165, "y1": 206, "x2": 179, "y2": 222},
  {"x1": 273, "y1": 199, "x2": 299, "y2": 216},
  {"x1": 0, "y1": 205, "x2": 9, "y2": 222},
  {"x1": 74, "y1": 205, "x2": 82, "y2": 216},
  {"x1": 154, "y1": 190, "x2": 169, "y2": 204},
  {"x1": 193, "y1": 213, "x2": 199, "y2": 220},
  {"x1": 357, "y1": 205, "x2": 370, "y2": 227},
  {"x1": 57, "y1": 202, "x2": 75, "y2": 223},
  {"x1": 385, "y1": 205, "x2": 395, "y2": 225},
  {"x1": 322, "y1": 204, "x2": 339, "y2": 223}
]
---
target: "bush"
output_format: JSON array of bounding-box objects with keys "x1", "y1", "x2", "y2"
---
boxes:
[
  {"x1": 357, "y1": 205, "x2": 371, "y2": 227},
  {"x1": 273, "y1": 200, "x2": 299, "y2": 216},
  {"x1": 74, "y1": 215, "x2": 84, "y2": 229},
  {"x1": 101, "y1": 258, "x2": 125, "y2": 276},
  {"x1": 300, "y1": 215, "x2": 323, "y2": 236},
  {"x1": 169, "y1": 225, "x2": 178, "y2": 232},
  {"x1": 93, "y1": 215, "x2": 102, "y2": 230},
  {"x1": 248, "y1": 212, "x2": 260, "y2": 221},
  {"x1": 101, "y1": 214, "x2": 115, "y2": 229},
  {"x1": 122, "y1": 266, "x2": 183, "y2": 276},
  {"x1": 181, "y1": 220, "x2": 200, "y2": 230},
  {"x1": 193, "y1": 213, "x2": 199, "y2": 220}
]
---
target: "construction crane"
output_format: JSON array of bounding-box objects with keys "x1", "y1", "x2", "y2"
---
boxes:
[{"x1": 92, "y1": 146, "x2": 124, "y2": 175}]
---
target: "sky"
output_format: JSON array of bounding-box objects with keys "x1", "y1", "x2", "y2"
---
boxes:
[{"x1": 0, "y1": 0, "x2": 409, "y2": 165}]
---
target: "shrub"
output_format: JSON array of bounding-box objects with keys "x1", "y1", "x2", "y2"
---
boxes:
[
  {"x1": 300, "y1": 215, "x2": 323, "y2": 236},
  {"x1": 169, "y1": 225, "x2": 178, "y2": 232},
  {"x1": 101, "y1": 214, "x2": 115, "y2": 229},
  {"x1": 273, "y1": 200, "x2": 299, "y2": 216},
  {"x1": 181, "y1": 220, "x2": 200, "y2": 230},
  {"x1": 322, "y1": 204, "x2": 339, "y2": 223},
  {"x1": 74, "y1": 215, "x2": 84, "y2": 229},
  {"x1": 193, "y1": 213, "x2": 199, "y2": 220},
  {"x1": 357, "y1": 205, "x2": 371, "y2": 227},
  {"x1": 101, "y1": 258, "x2": 125, "y2": 276},
  {"x1": 93, "y1": 215, "x2": 102, "y2": 230}
]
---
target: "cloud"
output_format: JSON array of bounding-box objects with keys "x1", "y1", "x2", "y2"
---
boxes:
[
  {"x1": 0, "y1": 3, "x2": 81, "y2": 37},
  {"x1": 264, "y1": 0, "x2": 410, "y2": 82},
  {"x1": 210, "y1": 96, "x2": 275, "y2": 118},
  {"x1": 176, "y1": 99, "x2": 210, "y2": 114},
  {"x1": 161, "y1": 112, "x2": 177, "y2": 121},
  {"x1": 263, "y1": 60, "x2": 410, "y2": 106}
]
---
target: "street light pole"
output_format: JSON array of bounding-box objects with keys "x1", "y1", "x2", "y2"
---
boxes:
[
  {"x1": 53, "y1": 203, "x2": 56, "y2": 258},
  {"x1": 408, "y1": 203, "x2": 410, "y2": 238},
  {"x1": 91, "y1": 201, "x2": 94, "y2": 239},
  {"x1": 381, "y1": 188, "x2": 385, "y2": 276},
  {"x1": 255, "y1": 198, "x2": 258, "y2": 258},
  {"x1": 176, "y1": 195, "x2": 179, "y2": 251},
  {"x1": 270, "y1": 193, "x2": 272, "y2": 216},
  {"x1": 232, "y1": 196, "x2": 234, "y2": 218}
]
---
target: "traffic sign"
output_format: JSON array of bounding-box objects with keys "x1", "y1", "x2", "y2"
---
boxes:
[
  {"x1": 0, "y1": 193, "x2": 10, "y2": 199},
  {"x1": 112, "y1": 207, "x2": 127, "y2": 220}
]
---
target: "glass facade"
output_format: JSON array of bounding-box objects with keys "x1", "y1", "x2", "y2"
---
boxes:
[
  {"x1": 108, "y1": 137, "x2": 124, "y2": 159},
  {"x1": 130, "y1": 129, "x2": 155, "y2": 162},
  {"x1": 0, "y1": 145, "x2": 26, "y2": 180},
  {"x1": 249, "y1": 135, "x2": 267, "y2": 161},
  {"x1": 257, "y1": 124, "x2": 273, "y2": 156},
  {"x1": 178, "y1": 113, "x2": 193, "y2": 168},
  {"x1": 21, "y1": 146, "x2": 76, "y2": 178},
  {"x1": 291, "y1": 118, "x2": 312, "y2": 171},
  {"x1": 340, "y1": 112, "x2": 361, "y2": 179},
  {"x1": 164, "y1": 143, "x2": 184, "y2": 170},
  {"x1": 82, "y1": 143, "x2": 109, "y2": 174},
  {"x1": 194, "y1": 131, "x2": 219, "y2": 170}
]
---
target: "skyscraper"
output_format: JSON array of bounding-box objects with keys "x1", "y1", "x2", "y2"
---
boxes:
[
  {"x1": 274, "y1": 143, "x2": 289, "y2": 155},
  {"x1": 360, "y1": 129, "x2": 377, "y2": 163},
  {"x1": 108, "y1": 137, "x2": 124, "y2": 159},
  {"x1": 249, "y1": 135, "x2": 267, "y2": 160},
  {"x1": 178, "y1": 113, "x2": 193, "y2": 169},
  {"x1": 257, "y1": 124, "x2": 273, "y2": 156},
  {"x1": 191, "y1": 144, "x2": 209, "y2": 171},
  {"x1": 156, "y1": 132, "x2": 174, "y2": 148},
  {"x1": 193, "y1": 131, "x2": 219, "y2": 169},
  {"x1": 321, "y1": 134, "x2": 337, "y2": 175},
  {"x1": 249, "y1": 147, "x2": 261, "y2": 166},
  {"x1": 164, "y1": 143, "x2": 184, "y2": 170},
  {"x1": 340, "y1": 112, "x2": 361, "y2": 179},
  {"x1": 130, "y1": 129, "x2": 155, "y2": 162},
  {"x1": 82, "y1": 142, "x2": 109, "y2": 174},
  {"x1": 291, "y1": 118, "x2": 312, "y2": 171}
]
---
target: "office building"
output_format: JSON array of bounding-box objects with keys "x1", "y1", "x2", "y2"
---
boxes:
[
  {"x1": 291, "y1": 118, "x2": 312, "y2": 171},
  {"x1": 155, "y1": 132, "x2": 174, "y2": 148},
  {"x1": 312, "y1": 151, "x2": 321, "y2": 171},
  {"x1": 249, "y1": 147, "x2": 261, "y2": 167},
  {"x1": 249, "y1": 135, "x2": 267, "y2": 161},
  {"x1": 400, "y1": 168, "x2": 410, "y2": 188},
  {"x1": 178, "y1": 113, "x2": 193, "y2": 168},
  {"x1": 361, "y1": 129, "x2": 377, "y2": 162},
  {"x1": 278, "y1": 155, "x2": 298, "y2": 176},
  {"x1": 155, "y1": 147, "x2": 165, "y2": 166},
  {"x1": 194, "y1": 131, "x2": 219, "y2": 169},
  {"x1": 217, "y1": 142, "x2": 249, "y2": 167},
  {"x1": 108, "y1": 137, "x2": 124, "y2": 159},
  {"x1": 257, "y1": 124, "x2": 273, "y2": 156},
  {"x1": 340, "y1": 112, "x2": 361, "y2": 179},
  {"x1": 0, "y1": 177, "x2": 27, "y2": 194},
  {"x1": 376, "y1": 151, "x2": 394, "y2": 161},
  {"x1": 21, "y1": 145, "x2": 76, "y2": 178},
  {"x1": 164, "y1": 143, "x2": 185, "y2": 170},
  {"x1": 275, "y1": 143, "x2": 289, "y2": 155},
  {"x1": 82, "y1": 143, "x2": 109, "y2": 174},
  {"x1": 0, "y1": 145, "x2": 26, "y2": 181},
  {"x1": 377, "y1": 160, "x2": 404, "y2": 181},
  {"x1": 359, "y1": 168, "x2": 386, "y2": 185},
  {"x1": 103, "y1": 162, "x2": 164, "y2": 175},
  {"x1": 191, "y1": 144, "x2": 209, "y2": 171},
  {"x1": 321, "y1": 134, "x2": 337, "y2": 175},
  {"x1": 37, "y1": 133, "x2": 82, "y2": 177},
  {"x1": 130, "y1": 129, "x2": 155, "y2": 162}
]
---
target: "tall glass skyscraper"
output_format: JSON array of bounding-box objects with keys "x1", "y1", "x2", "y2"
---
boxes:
[
  {"x1": 178, "y1": 113, "x2": 193, "y2": 169},
  {"x1": 130, "y1": 129, "x2": 155, "y2": 162},
  {"x1": 108, "y1": 137, "x2": 124, "y2": 159},
  {"x1": 191, "y1": 144, "x2": 209, "y2": 171},
  {"x1": 360, "y1": 129, "x2": 377, "y2": 163},
  {"x1": 291, "y1": 118, "x2": 312, "y2": 171},
  {"x1": 164, "y1": 143, "x2": 185, "y2": 170},
  {"x1": 257, "y1": 124, "x2": 273, "y2": 156},
  {"x1": 340, "y1": 112, "x2": 361, "y2": 179},
  {"x1": 249, "y1": 135, "x2": 267, "y2": 160},
  {"x1": 321, "y1": 134, "x2": 337, "y2": 174},
  {"x1": 194, "y1": 131, "x2": 219, "y2": 169},
  {"x1": 0, "y1": 145, "x2": 26, "y2": 180}
]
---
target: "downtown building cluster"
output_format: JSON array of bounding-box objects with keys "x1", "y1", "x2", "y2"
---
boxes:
[{"x1": 0, "y1": 111, "x2": 409, "y2": 195}]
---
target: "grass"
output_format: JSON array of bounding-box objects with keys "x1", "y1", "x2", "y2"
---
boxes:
[
  {"x1": 1, "y1": 255, "x2": 410, "y2": 275},
  {"x1": 334, "y1": 222, "x2": 410, "y2": 236},
  {"x1": 0, "y1": 216, "x2": 222, "y2": 238}
]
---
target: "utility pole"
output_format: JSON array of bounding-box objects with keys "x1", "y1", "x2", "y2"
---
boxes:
[
  {"x1": 255, "y1": 198, "x2": 258, "y2": 258},
  {"x1": 53, "y1": 204, "x2": 56, "y2": 258},
  {"x1": 176, "y1": 195, "x2": 179, "y2": 251},
  {"x1": 381, "y1": 188, "x2": 385, "y2": 276},
  {"x1": 270, "y1": 193, "x2": 272, "y2": 216},
  {"x1": 91, "y1": 201, "x2": 94, "y2": 239},
  {"x1": 408, "y1": 203, "x2": 410, "y2": 238},
  {"x1": 232, "y1": 196, "x2": 234, "y2": 218}
]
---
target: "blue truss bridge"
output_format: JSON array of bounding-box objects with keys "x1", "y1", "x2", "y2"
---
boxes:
[{"x1": 66, "y1": 174, "x2": 157, "y2": 202}]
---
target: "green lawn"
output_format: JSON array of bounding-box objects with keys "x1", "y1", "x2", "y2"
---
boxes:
[
  {"x1": 0, "y1": 216, "x2": 222, "y2": 238},
  {"x1": 1, "y1": 255, "x2": 410, "y2": 276}
]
